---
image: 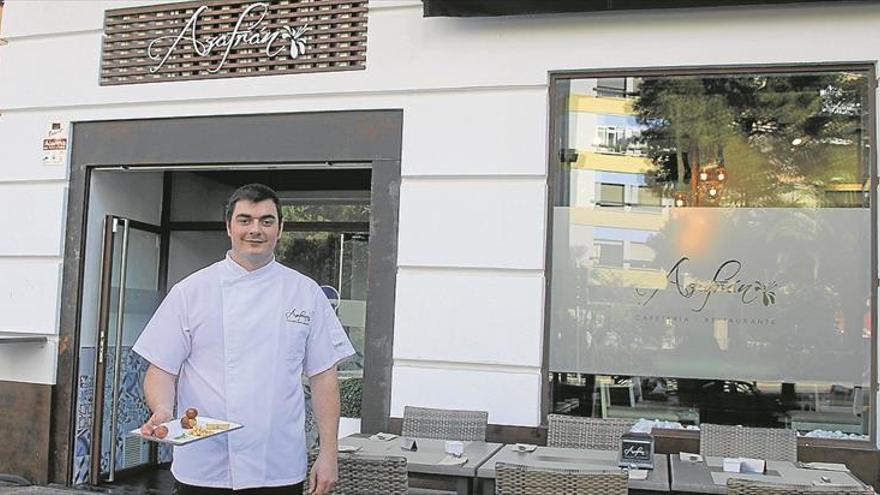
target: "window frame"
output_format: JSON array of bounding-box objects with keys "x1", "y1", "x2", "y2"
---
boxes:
[{"x1": 542, "y1": 63, "x2": 878, "y2": 446}]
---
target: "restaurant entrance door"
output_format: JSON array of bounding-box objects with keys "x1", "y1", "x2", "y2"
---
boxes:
[
  {"x1": 73, "y1": 168, "x2": 375, "y2": 490},
  {"x1": 87, "y1": 216, "x2": 162, "y2": 485},
  {"x1": 58, "y1": 111, "x2": 402, "y2": 487}
]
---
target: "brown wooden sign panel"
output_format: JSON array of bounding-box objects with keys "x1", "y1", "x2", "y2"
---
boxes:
[{"x1": 100, "y1": 0, "x2": 367, "y2": 85}]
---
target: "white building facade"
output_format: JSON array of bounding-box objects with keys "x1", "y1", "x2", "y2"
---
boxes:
[{"x1": 0, "y1": 0, "x2": 878, "y2": 487}]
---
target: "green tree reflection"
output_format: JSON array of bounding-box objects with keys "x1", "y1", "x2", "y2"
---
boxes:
[{"x1": 633, "y1": 73, "x2": 868, "y2": 207}]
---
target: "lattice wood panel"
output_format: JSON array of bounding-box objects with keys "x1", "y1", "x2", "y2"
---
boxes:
[{"x1": 101, "y1": 0, "x2": 367, "y2": 85}]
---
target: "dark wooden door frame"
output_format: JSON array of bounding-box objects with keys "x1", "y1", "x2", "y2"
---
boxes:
[
  {"x1": 89, "y1": 216, "x2": 162, "y2": 485},
  {"x1": 52, "y1": 110, "x2": 403, "y2": 484}
]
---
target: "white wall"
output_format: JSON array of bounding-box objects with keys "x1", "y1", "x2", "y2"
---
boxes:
[
  {"x1": 1, "y1": 0, "x2": 879, "y2": 431},
  {"x1": 0, "y1": 161, "x2": 67, "y2": 383}
]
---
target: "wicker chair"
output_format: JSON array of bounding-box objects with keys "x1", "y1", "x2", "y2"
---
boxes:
[
  {"x1": 547, "y1": 414, "x2": 635, "y2": 450},
  {"x1": 727, "y1": 478, "x2": 875, "y2": 494},
  {"x1": 306, "y1": 451, "x2": 408, "y2": 495},
  {"x1": 401, "y1": 405, "x2": 489, "y2": 441},
  {"x1": 495, "y1": 462, "x2": 628, "y2": 495},
  {"x1": 700, "y1": 423, "x2": 797, "y2": 462}
]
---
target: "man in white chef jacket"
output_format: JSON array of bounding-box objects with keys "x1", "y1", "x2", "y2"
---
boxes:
[{"x1": 135, "y1": 184, "x2": 355, "y2": 495}]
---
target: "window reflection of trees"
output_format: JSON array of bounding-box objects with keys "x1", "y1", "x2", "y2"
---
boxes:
[{"x1": 633, "y1": 73, "x2": 869, "y2": 208}]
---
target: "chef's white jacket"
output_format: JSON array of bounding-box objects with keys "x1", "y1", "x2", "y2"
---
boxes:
[{"x1": 133, "y1": 254, "x2": 356, "y2": 489}]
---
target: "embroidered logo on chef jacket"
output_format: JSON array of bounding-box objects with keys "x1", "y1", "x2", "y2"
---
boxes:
[{"x1": 285, "y1": 308, "x2": 312, "y2": 325}]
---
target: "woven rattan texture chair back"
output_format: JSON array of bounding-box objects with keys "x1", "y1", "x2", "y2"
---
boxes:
[
  {"x1": 700, "y1": 423, "x2": 797, "y2": 462},
  {"x1": 306, "y1": 451, "x2": 408, "y2": 495},
  {"x1": 401, "y1": 405, "x2": 489, "y2": 441},
  {"x1": 547, "y1": 414, "x2": 635, "y2": 450},
  {"x1": 726, "y1": 478, "x2": 875, "y2": 494},
  {"x1": 494, "y1": 462, "x2": 628, "y2": 495}
]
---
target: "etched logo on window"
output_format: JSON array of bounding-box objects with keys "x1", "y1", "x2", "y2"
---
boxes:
[{"x1": 635, "y1": 256, "x2": 779, "y2": 312}]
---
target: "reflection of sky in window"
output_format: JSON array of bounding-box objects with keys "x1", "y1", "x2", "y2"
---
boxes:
[
  {"x1": 595, "y1": 171, "x2": 645, "y2": 186},
  {"x1": 597, "y1": 114, "x2": 640, "y2": 129},
  {"x1": 593, "y1": 227, "x2": 653, "y2": 243}
]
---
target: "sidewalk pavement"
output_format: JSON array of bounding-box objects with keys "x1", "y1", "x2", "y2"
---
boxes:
[
  {"x1": 0, "y1": 485, "x2": 147, "y2": 494},
  {"x1": 0, "y1": 488, "x2": 84, "y2": 494}
]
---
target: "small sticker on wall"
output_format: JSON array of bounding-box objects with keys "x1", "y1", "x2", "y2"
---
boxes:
[{"x1": 42, "y1": 121, "x2": 68, "y2": 166}]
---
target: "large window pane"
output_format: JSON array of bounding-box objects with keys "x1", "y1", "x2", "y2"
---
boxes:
[{"x1": 549, "y1": 70, "x2": 872, "y2": 438}]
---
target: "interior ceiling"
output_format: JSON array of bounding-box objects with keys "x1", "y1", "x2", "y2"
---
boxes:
[{"x1": 191, "y1": 168, "x2": 372, "y2": 191}]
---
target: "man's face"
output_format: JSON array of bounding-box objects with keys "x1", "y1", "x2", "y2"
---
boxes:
[{"x1": 226, "y1": 199, "x2": 283, "y2": 264}]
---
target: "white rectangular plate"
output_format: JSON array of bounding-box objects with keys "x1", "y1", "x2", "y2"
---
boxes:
[
  {"x1": 628, "y1": 469, "x2": 649, "y2": 480},
  {"x1": 129, "y1": 416, "x2": 243, "y2": 446}
]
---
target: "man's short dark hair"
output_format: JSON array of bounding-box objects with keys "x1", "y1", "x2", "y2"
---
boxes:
[{"x1": 225, "y1": 184, "x2": 283, "y2": 224}]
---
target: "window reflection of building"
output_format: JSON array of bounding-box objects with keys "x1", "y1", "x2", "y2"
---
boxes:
[
  {"x1": 594, "y1": 240, "x2": 624, "y2": 267},
  {"x1": 596, "y1": 126, "x2": 626, "y2": 154},
  {"x1": 597, "y1": 183, "x2": 624, "y2": 206}
]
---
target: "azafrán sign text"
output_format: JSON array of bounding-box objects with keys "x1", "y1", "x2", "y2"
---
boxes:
[{"x1": 101, "y1": 0, "x2": 368, "y2": 85}]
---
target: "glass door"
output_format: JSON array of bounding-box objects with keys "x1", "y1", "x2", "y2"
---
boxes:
[
  {"x1": 336, "y1": 231, "x2": 369, "y2": 373},
  {"x1": 89, "y1": 216, "x2": 162, "y2": 484},
  {"x1": 277, "y1": 230, "x2": 369, "y2": 371},
  {"x1": 276, "y1": 202, "x2": 370, "y2": 443}
]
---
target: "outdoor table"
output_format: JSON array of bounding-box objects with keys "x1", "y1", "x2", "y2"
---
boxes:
[
  {"x1": 670, "y1": 455, "x2": 870, "y2": 494},
  {"x1": 339, "y1": 433, "x2": 503, "y2": 495},
  {"x1": 475, "y1": 445, "x2": 670, "y2": 493}
]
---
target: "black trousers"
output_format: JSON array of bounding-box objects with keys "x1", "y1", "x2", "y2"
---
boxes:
[{"x1": 174, "y1": 481, "x2": 304, "y2": 495}]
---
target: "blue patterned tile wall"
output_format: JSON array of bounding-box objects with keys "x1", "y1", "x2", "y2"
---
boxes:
[
  {"x1": 73, "y1": 348, "x2": 95, "y2": 485},
  {"x1": 158, "y1": 443, "x2": 173, "y2": 464},
  {"x1": 74, "y1": 346, "x2": 158, "y2": 484}
]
